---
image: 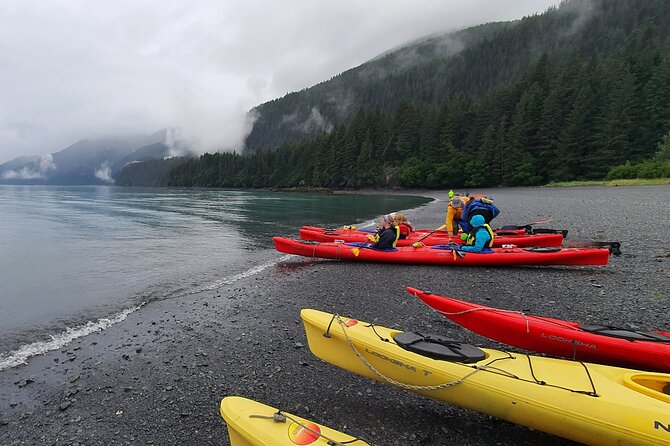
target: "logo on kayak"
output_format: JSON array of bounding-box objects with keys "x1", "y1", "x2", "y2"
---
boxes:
[
  {"x1": 365, "y1": 348, "x2": 432, "y2": 376},
  {"x1": 655, "y1": 421, "x2": 670, "y2": 433},
  {"x1": 540, "y1": 333, "x2": 597, "y2": 349},
  {"x1": 344, "y1": 318, "x2": 358, "y2": 327},
  {"x1": 288, "y1": 420, "x2": 321, "y2": 444}
]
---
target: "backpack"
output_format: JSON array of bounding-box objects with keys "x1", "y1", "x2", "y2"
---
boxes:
[{"x1": 461, "y1": 198, "x2": 500, "y2": 223}]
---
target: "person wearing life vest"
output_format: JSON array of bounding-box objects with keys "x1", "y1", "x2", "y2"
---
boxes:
[
  {"x1": 458, "y1": 215, "x2": 495, "y2": 253},
  {"x1": 392, "y1": 212, "x2": 413, "y2": 239},
  {"x1": 366, "y1": 214, "x2": 400, "y2": 249},
  {"x1": 445, "y1": 195, "x2": 471, "y2": 235},
  {"x1": 458, "y1": 197, "x2": 500, "y2": 232}
]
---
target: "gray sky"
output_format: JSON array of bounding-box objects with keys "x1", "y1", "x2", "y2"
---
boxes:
[{"x1": 0, "y1": 0, "x2": 560, "y2": 164}]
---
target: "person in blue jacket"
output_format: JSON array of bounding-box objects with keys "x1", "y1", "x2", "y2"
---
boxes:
[{"x1": 458, "y1": 214, "x2": 495, "y2": 253}]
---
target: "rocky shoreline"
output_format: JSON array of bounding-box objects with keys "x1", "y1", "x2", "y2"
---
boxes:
[{"x1": 1, "y1": 186, "x2": 668, "y2": 445}]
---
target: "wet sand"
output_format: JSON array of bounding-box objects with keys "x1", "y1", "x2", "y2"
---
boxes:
[{"x1": 1, "y1": 186, "x2": 668, "y2": 446}]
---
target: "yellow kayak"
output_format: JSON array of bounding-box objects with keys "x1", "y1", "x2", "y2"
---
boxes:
[
  {"x1": 301, "y1": 309, "x2": 670, "y2": 446},
  {"x1": 219, "y1": 396, "x2": 369, "y2": 446}
]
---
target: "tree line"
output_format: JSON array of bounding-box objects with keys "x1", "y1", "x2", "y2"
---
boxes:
[{"x1": 120, "y1": 45, "x2": 670, "y2": 189}]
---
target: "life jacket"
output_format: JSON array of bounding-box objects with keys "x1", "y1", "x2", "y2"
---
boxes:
[
  {"x1": 461, "y1": 198, "x2": 500, "y2": 224},
  {"x1": 398, "y1": 223, "x2": 413, "y2": 239},
  {"x1": 465, "y1": 223, "x2": 495, "y2": 248},
  {"x1": 371, "y1": 226, "x2": 400, "y2": 248}
]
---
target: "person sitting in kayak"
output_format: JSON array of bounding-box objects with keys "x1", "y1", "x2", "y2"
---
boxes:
[
  {"x1": 392, "y1": 212, "x2": 413, "y2": 239},
  {"x1": 458, "y1": 215, "x2": 495, "y2": 253},
  {"x1": 366, "y1": 214, "x2": 399, "y2": 249},
  {"x1": 458, "y1": 197, "x2": 500, "y2": 232},
  {"x1": 445, "y1": 195, "x2": 471, "y2": 235}
]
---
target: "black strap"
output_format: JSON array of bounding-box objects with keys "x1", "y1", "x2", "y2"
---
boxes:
[{"x1": 580, "y1": 324, "x2": 670, "y2": 342}]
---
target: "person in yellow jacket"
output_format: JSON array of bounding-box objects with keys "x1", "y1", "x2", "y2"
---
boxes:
[{"x1": 445, "y1": 195, "x2": 471, "y2": 235}]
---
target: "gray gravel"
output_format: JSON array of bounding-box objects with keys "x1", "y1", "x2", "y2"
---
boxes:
[{"x1": 0, "y1": 186, "x2": 668, "y2": 446}]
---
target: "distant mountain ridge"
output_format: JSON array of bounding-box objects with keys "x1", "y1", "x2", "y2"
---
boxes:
[
  {"x1": 245, "y1": 0, "x2": 670, "y2": 152},
  {"x1": 0, "y1": 129, "x2": 194, "y2": 185}
]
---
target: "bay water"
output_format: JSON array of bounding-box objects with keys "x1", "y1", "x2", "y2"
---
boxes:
[{"x1": 0, "y1": 185, "x2": 430, "y2": 369}]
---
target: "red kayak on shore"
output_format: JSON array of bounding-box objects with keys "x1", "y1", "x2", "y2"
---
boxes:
[
  {"x1": 409, "y1": 287, "x2": 670, "y2": 372},
  {"x1": 299, "y1": 225, "x2": 567, "y2": 248},
  {"x1": 273, "y1": 237, "x2": 611, "y2": 266}
]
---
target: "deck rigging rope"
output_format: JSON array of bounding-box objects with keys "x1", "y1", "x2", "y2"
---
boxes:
[
  {"x1": 249, "y1": 411, "x2": 370, "y2": 445},
  {"x1": 326, "y1": 313, "x2": 600, "y2": 397}
]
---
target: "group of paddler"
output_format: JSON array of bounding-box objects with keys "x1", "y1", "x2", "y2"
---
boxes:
[{"x1": 367, "y1": 190, "x2": 500, "y2": 253}]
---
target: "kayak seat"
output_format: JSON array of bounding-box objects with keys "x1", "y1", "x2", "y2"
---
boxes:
[
  {"x1": 393, "y1": 332, "x2": 486, "y2": 363},
  {"x1": 532, "y1": 228, "x2": 569, "y2": 237},
  {"x1": 579, "y1": 324, "x2": 670, "y2": 342},
  {"x1": 522, "y1": 247, "x2": 561, "y2": 253}
]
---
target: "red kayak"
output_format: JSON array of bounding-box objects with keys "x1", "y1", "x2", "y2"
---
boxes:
[
  {"x1": 273, "y1": 237, "x2": 611, "y2": 266},
  {"x1": 299, "y1": 225, "x2": 567, "y2": 248},
  {"x1": 409, "y1": 287, "x2": 670, "y2": 372}
]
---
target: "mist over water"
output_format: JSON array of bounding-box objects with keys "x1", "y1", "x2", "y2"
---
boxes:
[{"x1": 0, "y1": 186, "x2": 430, "y2": 359}]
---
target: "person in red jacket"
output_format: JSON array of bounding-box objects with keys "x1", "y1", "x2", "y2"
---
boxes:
[{"x1": 392, "y1": 212, "x2": 413, "y2": 239}]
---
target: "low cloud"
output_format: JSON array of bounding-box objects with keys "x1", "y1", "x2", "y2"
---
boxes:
[
  {"x1": 0, "y1": 0, "x2": 561, "y2": 163},
  {"x1": 296, "y1": 107, "x2": 333, "y2": 134},
  {"x1": 94, "y1": 162, "x2": 113, "y2": 183},
  {"x1": 2, "y1": 154, "x2": 56, "y2": 179}
]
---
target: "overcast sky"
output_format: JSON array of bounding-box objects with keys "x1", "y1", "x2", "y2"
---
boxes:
[{"x1": 0, "y1": 0, "x2": 561, "y2": 164}]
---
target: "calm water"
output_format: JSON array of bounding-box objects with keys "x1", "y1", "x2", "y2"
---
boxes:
[{"x1": 0, "y1": 186, "x2": 430, "y2": 366}]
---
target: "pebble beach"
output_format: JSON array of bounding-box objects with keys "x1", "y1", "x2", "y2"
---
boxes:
[{"x1": 1, "y1": 186, "x2": 668, "y2": 446}]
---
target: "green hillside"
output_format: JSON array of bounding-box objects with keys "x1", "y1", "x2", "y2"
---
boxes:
[
  {"x1": 245, "y1": 0, "x2": 670, "y2": 152},
  {"x1": 117, "y1": 0, "x2": 670, "y2": 189}
]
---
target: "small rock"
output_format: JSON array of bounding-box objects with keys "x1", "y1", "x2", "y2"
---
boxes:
[{"x1": 59, "y1": 401, "x2": 72, "y2": 411}]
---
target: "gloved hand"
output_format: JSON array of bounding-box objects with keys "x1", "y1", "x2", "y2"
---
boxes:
[{"x1": 366, "y1": 234, "x2": 377, "y2": 243}]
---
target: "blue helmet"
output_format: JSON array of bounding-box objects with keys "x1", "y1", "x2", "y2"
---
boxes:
[{"x1": 469, "y1": 214, "x2": 485, "y2": 228}]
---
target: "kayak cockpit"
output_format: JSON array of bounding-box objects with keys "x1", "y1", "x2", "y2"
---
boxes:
[{"x1": 623, "y1": 373, "x2": 670, "y2": 403}]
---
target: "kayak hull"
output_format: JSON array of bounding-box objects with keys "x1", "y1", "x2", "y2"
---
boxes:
[
  {"x1": 274, "y1": 237, "x2": 610, "y2": 266},
  {"x1": 220, "y1": 396, "x2": 362, "y2": 446},
  {"x1": 299, "y1": 226, "x2": 565, "y2": 247},
  {"x1": 301, "y1": 309, "x2": 670, "y2": 446}
]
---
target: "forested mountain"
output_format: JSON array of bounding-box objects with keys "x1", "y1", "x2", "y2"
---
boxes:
[
  {"x1": 117, "y1": 0, "x2": 670, "y2": 189},
  {"x1": 0, "y1": 129, "x2": 193, "y2": 185},
  {"x1": 245, "y1": 0, "x2": 670, "y2": 152}
]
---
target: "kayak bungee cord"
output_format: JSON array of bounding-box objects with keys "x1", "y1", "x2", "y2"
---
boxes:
[
  {"x1": 525, "y1": 355, "x2": 598, "y2": 397},
  {"x1": 324, "y1": 314, "x2": 600, "y2": 397},
  {"x1": 249, "y1": 410, "x2": 370, "y2": 445},
  {"x1": 327, "y1": 314, "x2": 483, "y2": 391}
]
